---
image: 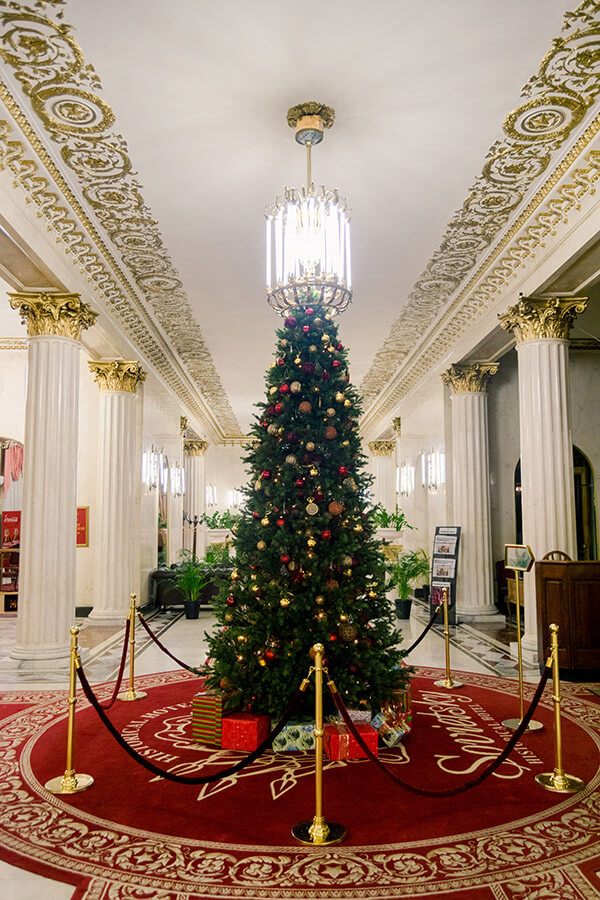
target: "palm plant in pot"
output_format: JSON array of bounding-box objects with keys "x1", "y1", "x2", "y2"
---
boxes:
[
  {"x1": 387, "y1": 548, "x2": 430, "y2": 620},
  {"x1": 176, "y1": 551, "x2": 210, "y2": 619}
]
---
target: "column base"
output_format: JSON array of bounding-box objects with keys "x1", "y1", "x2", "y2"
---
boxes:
[
  {"x1": 509, "y1": 640, "x2": 538, "y2": 666},
  {"x1": 456, "y1": 607, "x2": 506, "y2": 623},
  {"x1": 87, "y1": 608, "x2": 129, "y2": 626}
]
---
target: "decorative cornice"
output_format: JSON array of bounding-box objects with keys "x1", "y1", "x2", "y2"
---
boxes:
[
  {"x1": 0, "y1": 2, "x2": 242, "y2": 440},
  {"x1": 442, "y1": 363, "x2": 500, "y2": 393},
  {"x1": 88, "y1": 360, "x2": 146, "y2": 393},
  {"x1": 184, "y1": 439, "x2": 208, "y2": 457},
  {"x1": 499, "y1": 296, "x2": 588, "y2": 342},
  {"x1": 8, "y1": 291, "x2": 96, "y2": 339},
  {"x1": 0, "y1": 338, "x2": 27, "y2": 350},
  {"x1": 360, "y1": 2, "x2": 600, "y2": 416},
  {"x1": 392, "y1": 417, "x2": 402, "y2": 437},
  {"x1": 368, "y1": 440, "x2": 395, "y2": 457}
]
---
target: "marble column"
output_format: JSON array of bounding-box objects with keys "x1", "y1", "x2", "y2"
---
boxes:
[
  {"x1": 442, "y1": 363, "x2": 499, "y2": 619},
  {"x1": 500, "y1": 295, "x2": 587, "y2": 658},
  {"x1": 88, "y1": 361, "x2": 146, "y2": 623},
  {"x1": 368, "y1": 440, "x2": 396, "y2": 510},
  {"x1": 8, "y1": 292, "x2": 97, "y2": 666},
  {"x1": 184, "y1": 439, "x2": 208, "y2": 557}
]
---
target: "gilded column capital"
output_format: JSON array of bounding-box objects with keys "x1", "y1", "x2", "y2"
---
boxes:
[
  {"x1": 499, "y1": 296, "x2": 587, "y2": 343},
  {"x1": 184, "y1": 439, "x2": 208, "y2": 457},
  {"x1": 368, "y1": 440, "x2": 395, "y2": 457},
  {"x1": 392, "y1": 417, "x2": 402, "y2": 438},
  {"x1": 88, "y1": 360, "x2": 146, "y2": 393},
  {"x1": 442, "y1": 363, "x2": 499, "y2": 394},
  {"x1": 9, "y1": 291, "x2": 97, "y2": 340}
]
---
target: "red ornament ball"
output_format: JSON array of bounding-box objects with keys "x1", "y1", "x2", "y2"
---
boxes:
[
  {"x1": 274, "y1": 402, "x2": 282, "y2": 414},
  {"x1": 339, "y1": 465, "x2": 349, "y2": 476},
  {"x1": 306, "y1": 307, "x2": 314, "y2": 315},
  {"x1": 329, "y1": 633, "x2": 338, "y2": 642},
  {"x1": 266, "y1": 406, "x2": 275, "y2": 416},
  {"x1": 348, "y1": 663, "x2": 359, "y2": 674},
  {"x1": 264, "y1": 649, "x2": 276, "y2": 661},
  {"x1": 296, "y1": 478, "x2": 304, "y2": 487},
  {"x1": 253, "y1": 511, "x2": 259, "y2": 519},
  {"x1": 276, "y1": 518, "x2": 285, "y2": 527},
  {"x1": 325, "y1": 426, "x2": 337, "y2": 440},
  {"x1": 280, "y1": 554, "x2": 291, "y2": 564},
  {"x1": 332, "y1": 360, "x2": 341, "y2": 368},
  {"x1": 279, "y1": 384, "x2": 290, "y2": 394},
  {"x1": 277, "y1": 358, "x2": 285, "y2": 366},
  {"x1": 284, "y1": 317, "x2": 297, "y2": 329},
  {"x1": 321, "y1": 529, "x2": 332, "y2": 540},
  {"x1": 261, "y1": 470, "x2": 271, "y2": 479},
  {"x1": 303, "y1": 325, "x2": 310, "y2": 333},
  {"x1": 226, "y1": 596, "x2": 236, "y2": 606},
  {"x1": 322, "y1": 372, "x2": 330, "y2": 381}
]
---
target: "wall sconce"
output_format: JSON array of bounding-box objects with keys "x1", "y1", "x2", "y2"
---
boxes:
[
  {"x1": 399, "y1": 462, "x2": 415, "y2": 497},
  {"x1": 206, "y1": 484, "x2": 218, "y2": 507},
  {"x1": 142, "y1": 446, "x2": 160, "y2": 491},
  {"x1": 421, "y1": 450, "x2": 446, "y2": 492},
  {"x1": 228, "y1": 488, "x2": 243, "y2": 509},
  {"x1": 170, "y1": 462, "x2": 184, "y2": 497}
]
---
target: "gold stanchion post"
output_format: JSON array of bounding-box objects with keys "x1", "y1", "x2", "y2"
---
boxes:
[
  {"x1": 434, "y1": 587, "x2": 463, "y2": 689},
  {"x1": 45, "y1": 626, "x2": 94, "y2": 794},
  {"x1": 117, "y1": 593, "x2": 147, "y2": 702},
  {"x1": 536, "y1": 624, "x2": 585, "y2": 793},
  {"x1": 502, "y1": 570, "x2": 543, "y2": 733},
  {"x1": 292, "y1": 643, "x2": 347, "y2": 845}
]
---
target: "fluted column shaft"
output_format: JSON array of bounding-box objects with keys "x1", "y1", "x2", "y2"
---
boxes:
[
  {"x1": 8, "y1": 292, "x2": 97, "y2": 665},
  {"x1": 88, "y1": 361, "x2": 145, "y2": 622},
  {"x1": 184, "y1": 440, "x2": 207, "y2": 556},
  {"x1": 443, "y1": 363, "x2": 498, "y2": 618},
  {"x1": 500, "y1": 296, "x2": 586, "y2": 659},
  {"x1": 368, "y1": 441, "x2": 396, "y2": 510}
]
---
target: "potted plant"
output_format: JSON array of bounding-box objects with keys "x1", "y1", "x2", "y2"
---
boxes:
[
  {"x1": 387, "y1": 548, "x2": 430, "y2": 619},
  {"x1": 175, "y1": 551, "x2": 210, "y2": 619}
]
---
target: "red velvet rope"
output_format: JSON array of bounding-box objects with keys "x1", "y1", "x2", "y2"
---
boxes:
[
  {"x1": 76, "y1": 663, "x2": 304, "y2": 785},
  {"x1": 137, "y1": 612, "x2": 200, "y2": 673},
  {"x1": 97, "y1": 617, "x2": 131, "y2": 710},
  {"x1": 329, "y1": 664, "x2": 552, "y2": 797},
  {"x1": 404, "y1": 605, "x2": 440, "y2": 655}
]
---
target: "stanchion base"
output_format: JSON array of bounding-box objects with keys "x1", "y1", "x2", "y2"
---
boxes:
[
  {"x1": 45, "y1": 773, "x2": 94, "y2": 794},
  {"x1": 502, "y1": 717, "x2": 544, "y2": 733},
  {"x1": 117, "y1": 690, "x2": 147, "y2": 702},
  {"x1": 433, "y1": 678, "x2": 463, "y2": 689},
  {"x1": 292, "y1": 821, "x2": 347, "y2": 846},
  {"x1": 535, "y1": 771, "x2": 586, "y2": 793}
]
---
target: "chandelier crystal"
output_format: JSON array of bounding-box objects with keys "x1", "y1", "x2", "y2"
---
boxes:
[{"x1": 265, "y1": 102, "x2": 352, "y2": 316}]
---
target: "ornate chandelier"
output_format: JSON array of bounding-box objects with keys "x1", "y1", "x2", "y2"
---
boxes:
[{"x1": 265, "y1": 101, "x2": 352, "y2": 316}]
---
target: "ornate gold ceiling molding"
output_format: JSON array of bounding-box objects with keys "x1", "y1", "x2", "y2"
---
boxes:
[
  {"x1": 361, "y1": 0, "x2": 600, "y2": 411},
  {"x1": 442, "y1": 363, "x2": 499, "y2": 394},
  {"x1": 88, "y1": 359, "x2": 146, "y2": 393},
  {"x1": 0, "y1": 337, "x2": 27, "y2": 350},
  {"x1": 9, "y1": 290, "x2": 96, "y2": 339},
  {"x1": 499, "y1": 296, "x2": 588, "y2": 342},
  {"x1": 0, "y1": 1, "x2": 242, "y2": 440}
]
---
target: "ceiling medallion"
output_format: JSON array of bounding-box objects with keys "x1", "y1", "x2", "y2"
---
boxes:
[{"x1": 265, "y1": 102, "x2": 352, "y2": 316}]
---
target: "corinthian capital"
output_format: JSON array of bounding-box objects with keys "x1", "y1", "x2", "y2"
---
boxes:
[
  {"x1": 368, "y1": 440, "x2": 395, "y2": 457},
  {"x1": 184, "y1": 439, "x2": 208, "y2": 457},
  {"x1": 9, "y1": 291, "x2": 97, "y2": 340},
  {"x1": 499, "y1": 296, "x2": 587, "y2": 343},
  {"x1": 442, "y1": 363, "x2": 499, "y2": 394},
  {"x1": 88, "y1": 360, "x2": 146, "y2": 393}
]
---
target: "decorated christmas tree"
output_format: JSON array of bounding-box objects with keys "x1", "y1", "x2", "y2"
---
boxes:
[{"x1": 206, "y1": 305, "x2": 409, "y2": 717}]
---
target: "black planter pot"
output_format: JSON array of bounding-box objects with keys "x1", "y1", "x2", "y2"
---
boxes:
[
  {"x1": 184, "y1": 600, "x2": 201, "y2": 619},
  {"x1": 395, "y1": 598, "x2": 412, "y2": 620}
]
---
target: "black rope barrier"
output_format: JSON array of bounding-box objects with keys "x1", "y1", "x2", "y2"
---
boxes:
[
  {"x1": 97, "y1": 617, "x2": 131, "y2": 709},
  {"x1": 76, "y1": 663, "x2": 305, "y2": 785},
  {"x1": 404, "y1": 605, "x2": 440, "y2": 655},
  {"x1": 137, "y1": 612, "x2": 200, "y2": 674},
  {"x1": 329, "y1": 663, "x2": 552, "y2": 797}
]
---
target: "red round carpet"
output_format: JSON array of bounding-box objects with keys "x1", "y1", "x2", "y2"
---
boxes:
[{"x1": 2, "y1": 667, "x2": 600, "y2": 899}]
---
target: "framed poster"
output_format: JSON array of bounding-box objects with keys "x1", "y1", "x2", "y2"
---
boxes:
[
  {"x1": 2, "y1": 511, "x2": 20, "y2": 548},
  {"x1": 76, "y1": 506, "x2": 89, "y2": 547},
  {"x1": 504, "y1": 543, "x2": 534, "y2": 572}
]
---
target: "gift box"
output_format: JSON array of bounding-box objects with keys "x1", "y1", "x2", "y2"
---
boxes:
[
  {"x1": 221, "y1": 712, "x2": 271, "y2": 751},
  {"x1": 191, "y1": 691, "x2": 224, "y2": 745},
  {"x1": 272, "y1": 722, "x2": 314, "y2": 752},
  {"x1": 371, "y1": 711, "x2": 412, "y2": 747},
  {"x1": 324, "y1": 723, "x2": 379, "y2": 760}
]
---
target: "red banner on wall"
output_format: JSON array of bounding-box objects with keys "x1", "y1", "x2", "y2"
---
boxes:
[
  {"x1": 76, "y1": 507, "x2": 89, "y2": 547},
  {"x1": 2, "y1": 511, "x2": 20, "y2": 548}
]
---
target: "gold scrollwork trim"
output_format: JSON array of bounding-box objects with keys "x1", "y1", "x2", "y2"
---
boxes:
[
  {"x1": 184, "y1": 439, "x2": 208, "y2": 457},
  {"x1": 0, "y1": 338, "x2": 27, "y2": 350},
  {"x1": 8, "y1": 291, "x2": 96, "y2": 339},
  {"x1": 498, "y1": 296, "x2": 588, "y2": 342},
  {"x1": 442, "y1": 363, "x2": 500, "y2": 393},
  {"x1": 368, "y1": 440, "x2": 395, "y2": 457},
  {"x1": 88, "y1": 359, "x2": 146, "y2": 393}
]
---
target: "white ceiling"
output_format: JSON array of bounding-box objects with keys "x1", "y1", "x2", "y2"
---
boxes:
[{"x1": 63, "y1": 0, "x2": 573, "y2": 433}]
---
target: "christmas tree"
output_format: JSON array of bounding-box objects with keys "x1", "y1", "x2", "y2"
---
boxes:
[{"x1": 206, "y1": 305, "x2": 409, "y2": 717}]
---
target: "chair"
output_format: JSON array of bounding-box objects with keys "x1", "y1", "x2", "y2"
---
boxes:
[{"x1": 542, "y1": 550, "x2": 572, "y2": 561}]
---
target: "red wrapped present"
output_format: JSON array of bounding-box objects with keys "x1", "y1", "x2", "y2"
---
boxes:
[
  {"x1": 191, "y1": 691, "x2": 224, "y2": 745},
  {"x1": 221, "y1": 712, "x2": 271, "y2": 751},
  {"x1": 324, "y1": 723, "x2": 379, "y2": 760}
]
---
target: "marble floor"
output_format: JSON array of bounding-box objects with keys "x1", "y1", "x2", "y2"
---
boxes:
[{"x1": 0, "y1": 605, "x2": 545, "y2": 897}]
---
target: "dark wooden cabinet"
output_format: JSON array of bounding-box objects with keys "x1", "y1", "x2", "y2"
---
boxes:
[{"x1": 536, "y1": 561, "x2": 600, "y2": 671}]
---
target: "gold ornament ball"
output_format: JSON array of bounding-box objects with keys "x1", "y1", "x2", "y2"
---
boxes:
[
  {"x1": 299, "y1": 401, "x2": 312, "y2": 414},
  {"x1": 280, "y1": 596, "x2": 291, "y2": 607},
  {"x1": 328, "y1": 500, "x2": 344, "y2": 516},
  {"x1": 310, "y1": 466, "x2": 319, "y2": 476},
  {"x1": 335, "y1": 392, "x2": 344, "y2": 403},
  {"x1": 368, "y1": 589, "x2": 377, "y2": 598},
  {"x1": 340, "y1": 613, "x2": 348, "y2": 622},
  {"x1": 344, "y1": 399, "x2": 352, "y2": 407},
  {"x1": 307, "y1": 537, "x2": 317, "y2": 548},
  {"x1": 290, "y1": 381, "x2": 302, "y2": 393},
  {"x1": 305, "y1": 441, "x2": 315, "y2": 452},
  {"x1": 237, "y1": 634, "x2": 247, "y2": 642},
  {"x1": 225, "y1": 612, "x2": 233, "y2": 622},
  {"x1": 261, "y1": 517, "x2": 270, "y2": 526},
  {"x1": 280, "y1": 339, "x2": 288, "y2": 348},
  {"x1": 353, "y1": 523, "x2": 363, "y2": 532},
  {"x1": 309, "y1": 344, "x2": 317, "y2": 352},
  {"x1": 315, "y1": 595, "x2": 326, "y2": 605},
  {"x1": 342, "y1": 440, "x2": 350, "y2": 447},
  {"x1": 267, "y1": 424, "x2": 277, "y2": 435},
  {"x1": 321, "y1": 334, "x2": 330, "y2": 343},
  {"x1": 316, "y1": 611, "x2": 327, "y2": 620},
  {"x1": 343, "y1": 555, "x2": 353, "y2": 566},
  {"x1": 269, "y1": 386, "x2": 278, "y2": 395},
  {"x1": 326, "y1": 407, "x2": 336, "y2": 417},
  {"x1": 258, "y1": 658, "x2": 267, "y2": 667},
  {"x1": 344, "y1": 568, "x2": 353, "y2": 577},
  {"x1": 231, "y1": 569, "x2": 240, "y2": 581},
  {"x1": 250, "y1": 573, "x2": 257, "y2": 580},
  {"x1": 285, "y1": 454, "x2": 297, "y2": 465},
  {"x1": 257, "y1": 540, "x2": 266, "y2": 550}
]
